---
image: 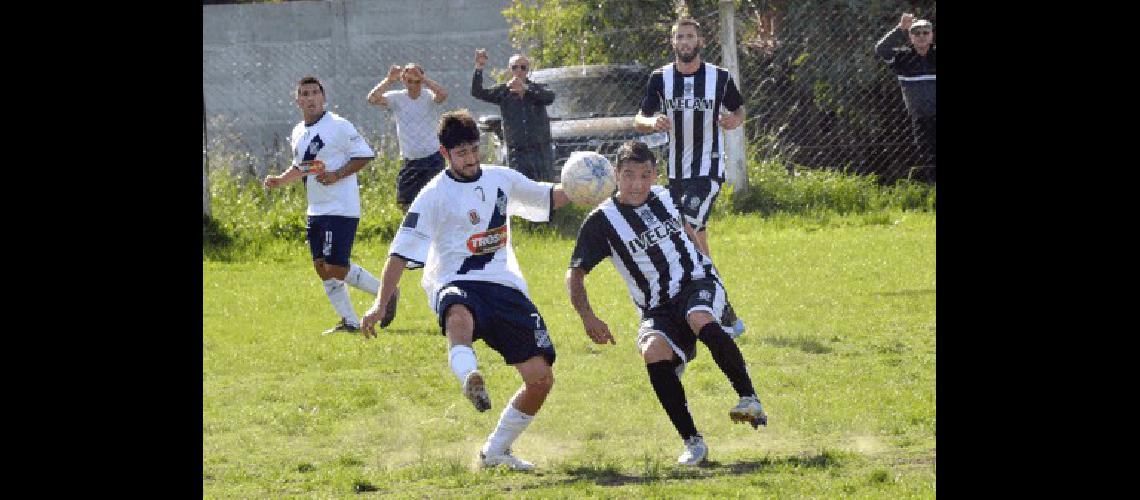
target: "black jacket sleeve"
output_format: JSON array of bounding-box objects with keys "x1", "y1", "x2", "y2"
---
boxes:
[{"x1": 471, "y1": 69, "x2": 503, "y2": 104}]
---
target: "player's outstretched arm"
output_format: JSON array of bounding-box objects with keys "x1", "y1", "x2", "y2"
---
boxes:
[
  {"x1": 566, "y1": 268, "x2": 615, "y2": 345},
  {"x1": 551, "y1": 185, "x2": 570, "y2": 210},
  {"x1": 263, "y1": 165, "x2": 303, "y2": 189},
  {"x1": 362, "y1": 255, "x2": 408, "y2": 338}
]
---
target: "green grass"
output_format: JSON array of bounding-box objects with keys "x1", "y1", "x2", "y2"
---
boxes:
[{"x1": 203, "y1": 210, "x2": 936, "y2": 497}]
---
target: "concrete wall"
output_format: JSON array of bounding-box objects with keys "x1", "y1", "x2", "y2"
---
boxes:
[{"x1": 203, "y1": 0, "x2": 515, "y2": 175}]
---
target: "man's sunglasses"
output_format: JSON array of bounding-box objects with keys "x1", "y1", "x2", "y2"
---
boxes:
[
  {"x1": 511, "y1": 65, "x2": 529, "y2": 71},
  {"x1": 910, "y1": 30, "x2": 931, "y2": 36}
]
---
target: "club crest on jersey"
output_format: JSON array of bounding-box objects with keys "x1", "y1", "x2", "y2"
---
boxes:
[
  {"x1": 688, "y1": 197, "x2": 701, "y2": 210},
  {"x1": 698, "y1": 290, "x2": 712, "y2": 302},
  {"x1": 466, "y1": 225, "x2": 508, "y2": 255},
  {"x1": 468, "y1": 209, "x2": 480, "y2": 225},
  {"x1": 635, "y1": 206, "x2": 657, "y2": 225},
  {"x1": 684, "y1": 82, "x2": 694, "y2": 95}
]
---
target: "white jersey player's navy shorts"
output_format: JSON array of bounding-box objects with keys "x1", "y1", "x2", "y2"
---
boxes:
[
  {"x1": 306, "y1": 215, "x2": 359, "y2": 266},
  {"x1": 637, "y1": 277, "x2": 732, "y2": 374},
  {"x1": 436, "y1": 280, "x2": 556, "y2": 366},
  {"x1": 667, "y1": 178, "x2": 722, "y2": 232}
]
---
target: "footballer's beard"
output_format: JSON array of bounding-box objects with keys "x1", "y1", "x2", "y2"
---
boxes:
[
  {"x1": 455, "y1": 162, "x2": 480, "y2": 180},
  {"x1": 675, "y1": 46, "x2": 700, "y2": 64}
]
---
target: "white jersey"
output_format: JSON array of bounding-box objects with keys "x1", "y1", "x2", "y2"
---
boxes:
[
  {"x1": 382, "y1": 89, "x2": 442, "y2": 160},
  {"x1": 289, "y1": 111, "x2": 376, "y2": 217},
  {"x1": 389, "y1": 166, "x2": 555, "y2": 312}
]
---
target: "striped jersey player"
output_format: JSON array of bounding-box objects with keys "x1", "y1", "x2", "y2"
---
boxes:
[
  {"x1": 566, "y1": 140, "x2": 767, "y2": 467},
  {"x1": 635, "y1": 17, "x2": 747, "y2": 333},
  {"x1": 635, "y1": 18, "x2": 745, "y2": 253}
]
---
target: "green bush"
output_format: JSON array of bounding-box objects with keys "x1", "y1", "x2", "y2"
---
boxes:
[
  {"x1": 204, "y1": 153, "x2": 934, "y2": 260},
  {"x1": 722, "y1": 155, "x2": 935, "y2": 216},
  {"x1": 205, "y1": 156, "x2": 405, "y2": 251}
]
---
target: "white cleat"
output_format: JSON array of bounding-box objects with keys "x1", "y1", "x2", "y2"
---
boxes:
[
  {"x1": 729, "y1": 395, "x2": 768, "y2": 429},
  {"x1": 677, "y1": 434, "x2": 708, "y2": 466},
  {"x1": 463, "y1": 370, "x2": 491, "y2": 412},
  {"x1": 479, "y1": 449, "x2": 535, "y2": 471}
]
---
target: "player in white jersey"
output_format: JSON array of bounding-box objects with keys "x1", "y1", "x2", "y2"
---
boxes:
[
  {"x1": 263, "y1": 76, "x2": 388, "y2": 335},
  {"x1": 635, "y1": 18, "x2": 747, "y2": 335},
  {"x1": 360, "y1": 109, "x2": 571, "y2": 471},
  {"x1": 566, "y1": 141, "x2": 767, "y2": 466}
]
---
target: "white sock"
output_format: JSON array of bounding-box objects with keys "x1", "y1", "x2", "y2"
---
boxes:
[
  {"x1": 482, "y1": 400, "x2": 534, "y2": 457},
  {"x1": 449, "y1": 345, "x2": 478, "y2": 385},
  {"x1": 322, "y1": 279, "x2": 359, "y2": 326},
  {"x1": 345, "y1": 263, "x2": 380, "y2": 295}
]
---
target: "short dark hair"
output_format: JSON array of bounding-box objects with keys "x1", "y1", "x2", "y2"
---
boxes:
[
  {"x1": 615, "y1": 141, "x2": 656, "y2": 171},
  {"x1": 672, "y1": 18, "x2": 702, "y2": 37},
  {"x1": 437, "y1": 109, "x2": 481, "y2": 150},
  {"x1": 296, "y1": 76, "x2": 324, "y2": 96}
]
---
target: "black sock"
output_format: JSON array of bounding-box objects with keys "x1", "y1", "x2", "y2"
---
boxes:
[
  {"x1": 646, "y1": 360, "x2": 699, "y2": 440},
  {"x1": 697, "y1": 322, "x2": 756, "y2": 398}
]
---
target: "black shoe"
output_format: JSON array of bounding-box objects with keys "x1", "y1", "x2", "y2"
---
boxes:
[
  {"x1": 321, "y1": 318, "x2": 360, "y2": 336},
  {"x1": 722, "y1": 302, "x2": 738, "y2": 325},
  {"x1": 380, "y1": 286, "x2": 399, "y2": 328}
]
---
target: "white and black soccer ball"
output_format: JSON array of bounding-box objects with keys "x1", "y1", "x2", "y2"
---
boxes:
[{"x1": 560, "y1": 151, "x2": 616, "y2": 207}]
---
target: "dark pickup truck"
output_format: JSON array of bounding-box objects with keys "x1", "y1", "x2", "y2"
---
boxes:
[{"x1": 477, "y1": 64, "x2": 668, "y2": 176}]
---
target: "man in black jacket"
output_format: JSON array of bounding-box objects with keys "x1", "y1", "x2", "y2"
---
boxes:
[
  {"x1": 876, "y1": 14, "x2": 936, "y2": 177},
  {"x1": 471, "y1": 49, "x2": 556, "y2": 181}
]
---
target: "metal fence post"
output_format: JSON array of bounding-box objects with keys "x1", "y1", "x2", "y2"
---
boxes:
[
  {"x1": 203, "y1": 91, "x2": 211, "y2": 219},
  {"x1": 719, "y1": 0, "x2": 748, "y2": 195}
]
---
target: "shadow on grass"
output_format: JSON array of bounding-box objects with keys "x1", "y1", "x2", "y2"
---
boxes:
[
  {"x1": 376, "y1": 327, "x2": 438, "y2": 337},
  {"x1": 874, "y1": 288, "x2": 936, "y2": 297},
  {"x1": 203, "y1": 215, "x2": 240, "y2": 262},
  {"x1": 527, "y1": 451, "x2": 843, "y2": 489},
  {"x1": 762, "y1": 335, "x2": 833, "y2": 354}
]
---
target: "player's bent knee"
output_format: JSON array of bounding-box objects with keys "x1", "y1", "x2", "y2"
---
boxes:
[
  {"x1": 525, "y1": 373, "x2": 555, "y2": 395},
  {"x1": 640, "y1": 334, "x2": 675, "y2": 364},
  {"x1": 686, "y1": 311, "x2": 716, "y2": 334},
  {"x1": 443, "y1": 305, "x2": 475, "y2": 343}
]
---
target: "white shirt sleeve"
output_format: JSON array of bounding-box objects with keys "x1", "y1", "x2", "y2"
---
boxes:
[
  {"x1": 383, "y1": 90, "x2": 402, "y2": 112},
  {"x1": 504, "y1": 168, "x2": 554, "y2": 222},
  {"x1": 339, "y1": 120, "x2": 375, "y2": 159},
  {"x1": 389, "y1": 190, "x2": 434, "y2": 268}
]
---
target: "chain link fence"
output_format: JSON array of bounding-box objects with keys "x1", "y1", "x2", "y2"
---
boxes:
[
  {"x1": 500, "y1": 1, "x2": 936, "y2": 184},
  {"x1": 204, "y1": 0, "x2": 936, "y2": 211}
]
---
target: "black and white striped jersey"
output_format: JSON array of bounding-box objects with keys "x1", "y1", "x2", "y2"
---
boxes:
[
  {"x1": 639, "y1": 62, "x2": 744, "y2": 182},
  {"x1": 569, "y1": 186, "x2": 718, "y2": 312}
]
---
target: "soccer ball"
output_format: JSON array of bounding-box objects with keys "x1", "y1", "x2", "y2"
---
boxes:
[{"x1": 560, "y1": 151, "x2": 616, "y2": 206}]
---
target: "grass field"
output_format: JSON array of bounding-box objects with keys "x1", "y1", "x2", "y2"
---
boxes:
[{"x1": 203, "y1": 210, "x2": 935, "y2": 498}]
